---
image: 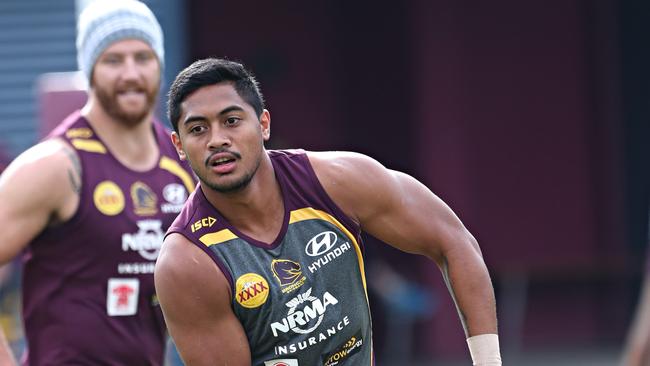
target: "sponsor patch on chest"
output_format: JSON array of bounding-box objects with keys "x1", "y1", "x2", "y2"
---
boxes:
[
  {"x1": 235, "y1": 273, "x2": 270, "y2": 308},
  {"x1": 106, "y1": 278, "x2": 139, "y2": 316},
  {"x1": 93, "y1": 181, "x2": 125, "y2": 216},
  {"x1": 161, "y1": 183, "x2": 187, "y2": 213},
  {"x1": 264, "y1": 359, "x2": 298, "y2": 366},
  {"x1": 121, "y1": 219, "x2": 164, "y2": 261},
  {"x1": 305, "y1": 231, "x2": 352, "y2": 274},
  {"x1": 322, "y1": 330, "x2": 364, "y2": 366}
]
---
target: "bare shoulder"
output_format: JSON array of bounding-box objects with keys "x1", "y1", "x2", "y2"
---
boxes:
[
  {"x1": 306, "y1": 150, "x2": 382, "y2": 172},
  {"x1": 1, "y1": 138, "x2": 79, "y2": 187},
  {"x1": 156, "y1": 233, "x2": 205, "y2": 279},
  {"x1": 155, "y1": 233, "x2": 230, "y2": 299},
  {"x1": 155, "y1": 233, "x2": 232, "y2": 328},
  {"x1": 306, "y1": 150, "x2": 392, "y2": 187},
  {"x1": 0, "y1": 138, "x2": 80, "y2": 211},
  {"x1": 0, "y1": 138, "x2": 81, "y2": 262},
  {"x1": 306, "y1": 151, "x2": 397, "y2": 221}
]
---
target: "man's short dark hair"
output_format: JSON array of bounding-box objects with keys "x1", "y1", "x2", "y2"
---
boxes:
[{"x1": 167, "y1": 58, "x2": 265, "y2": 132}]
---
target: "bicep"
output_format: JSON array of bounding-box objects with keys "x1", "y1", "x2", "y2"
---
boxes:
[
  {"x1": 361, "y1": 170, "x2": 479, "y2": 263},
  {"x1": 312, "y1": 152, "x2": 478, "y2": 265},
  {"x1": 155, "y1": 235, "x2": 251, "y2": 366}
]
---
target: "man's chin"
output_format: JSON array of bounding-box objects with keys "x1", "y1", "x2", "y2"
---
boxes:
[
  {"x1": 204, "y1": 175, "x2": 253, "y2": 194},
  {"x1": 112, "y1": 111, "x2": 149, "y2": 126}
]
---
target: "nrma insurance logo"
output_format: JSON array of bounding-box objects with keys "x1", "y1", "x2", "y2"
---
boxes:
[
  {"x1": 270, "y1": 287, "x2": 338, "y2": 337},
  {"x1": 121, "y1": 220, "x2": 163, "y2": 261}
]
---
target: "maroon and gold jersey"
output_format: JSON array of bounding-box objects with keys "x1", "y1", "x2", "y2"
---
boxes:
[
  {"x1": 168, "y1": 150, "x2": 373, "y2": 366},
  {"x1": 21, "y1": 111, "x2": 194, "y2": 365}
]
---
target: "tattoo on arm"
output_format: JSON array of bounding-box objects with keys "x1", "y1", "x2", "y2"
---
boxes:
[{"x1": 63, "y1": 146, "x2": 82, "y2": 194}]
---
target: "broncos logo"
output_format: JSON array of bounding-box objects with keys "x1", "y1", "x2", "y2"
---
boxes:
[
  {"x1": 130, "y1": 181, "x2": 157, "y2": 216},
  {"x1": 272, "y1": 259, "x2": 303, "y2": 286}
]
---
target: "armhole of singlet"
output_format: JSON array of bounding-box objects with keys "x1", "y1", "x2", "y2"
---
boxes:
[
  {"x1": 166, "y1": 229, "x2": 235, "y2": 295},
  {"x1": 39, "y1": 137, "x2": 89, "y2": 236},
  {"x1": 299, "y1": 153, "x2": 362, "y2": 244}
]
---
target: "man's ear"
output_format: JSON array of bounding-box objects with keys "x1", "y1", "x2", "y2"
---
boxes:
[
  {"x1": 260, "y1": 109, "x2": 271, "y2": 141},
  {"x1": 171, "y1": 132, "x2": 186, "y2": 160}
]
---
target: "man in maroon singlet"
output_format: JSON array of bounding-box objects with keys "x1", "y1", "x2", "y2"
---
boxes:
[
  {"x1": 155, "y1": 58, "x2": 501, "y2": 365},
  {"x1": 0, "y1": 1, "x2": 194, "y2": 365}
]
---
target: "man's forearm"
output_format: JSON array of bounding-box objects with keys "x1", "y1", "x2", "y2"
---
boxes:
[
  {"x1": 441, "y1": 250, "x2": 501, "y2": 365},
  {"x1": 441, "y1": 252, "x2": 498, "y2": 336}
]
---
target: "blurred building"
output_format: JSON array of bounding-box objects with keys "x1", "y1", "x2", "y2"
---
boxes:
[
  {"x1": 1, "y1": 0, "x2": 648, "y2": 364},
  {"x1": 0, "y1": 0, "x2": 187, "y2": 152}
]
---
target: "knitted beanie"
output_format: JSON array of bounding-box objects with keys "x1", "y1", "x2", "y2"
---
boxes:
[{"x1": 76, "y1": 0, "x2": 164, "y2": 81}]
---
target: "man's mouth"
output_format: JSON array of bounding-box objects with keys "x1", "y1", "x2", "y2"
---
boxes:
[
  {"x1": 117, "y1": 87, "x2": 145, "y2": 95},
  {"x1": 206, "y1": 151, "x2": 241, "y2": 174},
  {"x1": 210, "y1": 156, "x2": 236, "y2": 166}
]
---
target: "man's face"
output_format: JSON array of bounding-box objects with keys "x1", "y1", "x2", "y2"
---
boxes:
[
  {"x1": 172, "y1": 82, "x2": 271, "y2": 193},
  {"x1": 91, "y1": 39, "x2": 161, "y2": 126}
]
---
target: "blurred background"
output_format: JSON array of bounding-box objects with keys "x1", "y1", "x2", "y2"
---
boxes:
[{"x1": 1, "y1": 0, "x2": 649, "y2": 365}]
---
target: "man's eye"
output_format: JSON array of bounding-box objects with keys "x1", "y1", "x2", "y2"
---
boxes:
[
  {"x1": 102, "y1": 57, "x2": 121, "y2": 64},
  {"x1": 189, "y1": 125, "x2": 206, "y2": 134},
  {"x1": 135, "y1": 52, "x2": 155, "y2": 63},
  {"x1": 225, "y1": 117, "x2": 240, "y2": 125}
]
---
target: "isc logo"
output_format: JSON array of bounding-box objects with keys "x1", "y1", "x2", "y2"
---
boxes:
[{"x1": 191, "y1": 217, "x2": 216, "y2": 232}]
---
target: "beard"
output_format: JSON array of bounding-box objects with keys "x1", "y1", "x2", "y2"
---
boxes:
[
  {"x1": 94, "y1": 81, "x2": 159, "y2": 126},
  {"x1": 194, "y1": 148, "x2": 263, "y2": 194},
  {"x1": 200, "y1": 169, "x2": 256, "y2": 193}
]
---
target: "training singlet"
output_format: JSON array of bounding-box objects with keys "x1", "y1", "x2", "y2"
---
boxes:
[
  {"x1": 168, "y1": 149, "x2": 373, "y2": 366},
  {"x1": 22, "y1": 111, "x2": 195, "y2": 365}
]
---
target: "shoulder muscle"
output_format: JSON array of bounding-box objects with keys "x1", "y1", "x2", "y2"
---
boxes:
[
  {"x1": 307, "y1": 151, "x2": 399, "y2": 223},
  {"x1": 0, "y1": 138, "x2": 80, "y2": 262}
]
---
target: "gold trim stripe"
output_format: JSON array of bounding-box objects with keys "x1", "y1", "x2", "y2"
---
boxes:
[
  {"x1": 199, "y1": 229, "x2": 238, "y2": 246},
  {"x1": 71, "y1": 139, "x2": 106, "y2": 154},
  {"x1": 289, "y1": 207, "x2": 368, "y2": 298},
  {"x1": 159, "y1": 156, "x2": 196, "y2": 193}
]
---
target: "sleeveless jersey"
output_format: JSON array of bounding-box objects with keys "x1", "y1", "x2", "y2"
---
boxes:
[
  {"x1": 168, "y1": 149, "x2": 373, "y2": 366},
  {"x1": 22, "y1": 111, "x2": 195, "y2": 365}
]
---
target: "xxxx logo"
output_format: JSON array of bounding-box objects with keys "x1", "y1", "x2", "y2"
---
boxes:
[{"x1": 235, "y1": 273, "x2": 270, "y2": 308}]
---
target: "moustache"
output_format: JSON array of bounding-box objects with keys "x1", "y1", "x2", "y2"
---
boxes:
[{"x1": 205, "y1": 149, "x2": 242, "y2": 166}]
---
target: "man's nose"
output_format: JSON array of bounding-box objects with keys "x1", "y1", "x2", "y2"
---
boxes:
[
  {"x1": 121, "y1": 57, "x2": 140, "y2": 80},
  {"x1": 207, "y1": 126, "x2": 231, "y2": 149}
]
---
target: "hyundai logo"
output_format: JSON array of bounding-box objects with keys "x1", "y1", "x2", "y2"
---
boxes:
[{"x1": 305, "y1": 231, "x2": 337, "y2": 257}]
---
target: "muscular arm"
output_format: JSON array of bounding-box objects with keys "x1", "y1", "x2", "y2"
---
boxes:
[
  {"x1": 155, "y1": 233, "x2": 251, "y2": 366},
  {"x1": 0, "y1": 139, "x2": 80, "y2": 263},
  {"x1": 309, "y1": 151, "x2": 497, "y2": 337},
  {"x1": 0, "y1": 138, "x2": 80, "y2": 365}
]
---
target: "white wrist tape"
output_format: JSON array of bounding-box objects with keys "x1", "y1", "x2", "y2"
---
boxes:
[{"x1": 466, "y1": 334, "x2": 502, "y2": 366}]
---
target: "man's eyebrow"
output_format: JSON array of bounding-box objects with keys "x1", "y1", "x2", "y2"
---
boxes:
[
  {"x1": 218, "y1": 105, "x2": 245, "y2": 116},
  {"x1": 99, "y1": 52, "x2": 122, "y2": 58},
  {"x1": 182, "y1": 115, "x2": 207, "y2": 125},
  {"x1": 181, "y1": 105, "x2": 246, "y2": 126}
]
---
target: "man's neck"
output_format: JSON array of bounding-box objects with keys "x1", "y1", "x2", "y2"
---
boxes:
[
  {"x1": 81, "y1": 97, "x2": 159, "y2": 171},
  {"x1": 203, "y1": 154, "x2": 285, "y2": 244}
]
